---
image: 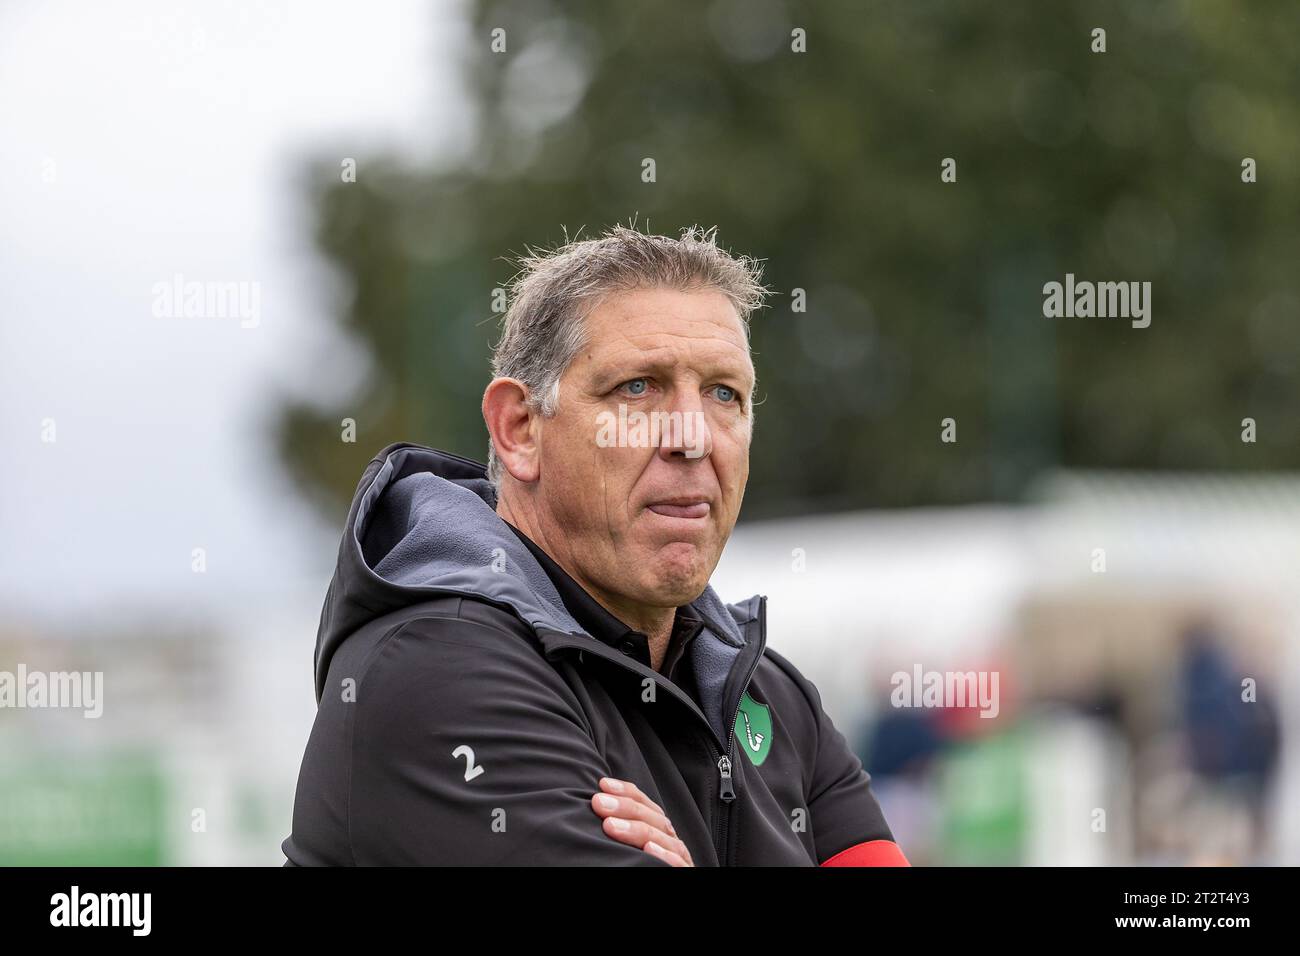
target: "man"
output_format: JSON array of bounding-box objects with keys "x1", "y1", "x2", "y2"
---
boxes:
[{"x1": 282, "y1": 224, "x2": 906, "y2": 866}]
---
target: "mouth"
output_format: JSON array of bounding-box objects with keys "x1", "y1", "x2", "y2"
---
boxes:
[{"x1": 645, "y1": 499, "x2": 711, "y2": 519}]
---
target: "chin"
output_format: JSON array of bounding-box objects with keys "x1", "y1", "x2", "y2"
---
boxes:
[{"x1": 642, "y1": 545, "x2": 714, "y2": 603}]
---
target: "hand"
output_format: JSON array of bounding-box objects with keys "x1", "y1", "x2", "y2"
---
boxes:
[{"x1": 590, "y1": 776, "x2": 694, "y2": 866}]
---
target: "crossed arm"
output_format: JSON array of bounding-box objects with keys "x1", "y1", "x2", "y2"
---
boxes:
[{"x1": 347, "y1": 617, "x2": 901, "y2": 865}]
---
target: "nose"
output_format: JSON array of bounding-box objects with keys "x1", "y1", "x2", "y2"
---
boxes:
[{"x1": 655, "y1": 391, "x2": 713, "y2": 462}]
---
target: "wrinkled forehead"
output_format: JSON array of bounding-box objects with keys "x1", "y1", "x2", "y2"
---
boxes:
[{"x1": 575, "y1": 287, "x2": 754, "y2": 374}]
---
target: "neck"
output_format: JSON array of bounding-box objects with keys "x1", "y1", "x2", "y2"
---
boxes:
[{"x1": 496, "y1": 489, "x2": 676, "y2": 669}]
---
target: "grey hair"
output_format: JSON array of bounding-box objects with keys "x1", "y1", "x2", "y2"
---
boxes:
[{"x1": 485, "y1": 222, "x2": 771, "y2": 485}]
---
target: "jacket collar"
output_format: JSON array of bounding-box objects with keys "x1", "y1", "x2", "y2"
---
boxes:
[
  {"x1": 503, "y1": 519, "x2": 704, "y2": 674},
  {"x1": 316, "y1": 440, "x2": 761, "y2": 739}
]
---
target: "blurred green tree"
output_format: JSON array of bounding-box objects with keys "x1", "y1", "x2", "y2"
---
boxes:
[{"x1": 275, "y1": 0, "x2": 1300, "y2": 524}]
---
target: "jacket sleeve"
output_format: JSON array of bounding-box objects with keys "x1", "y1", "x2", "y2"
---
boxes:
[
  {"x1": 347, "y1": 614, "x2": 668, "y2": 865},
  {"x1": 778, "y1": 655, "x2": 907, "y2": 866}
]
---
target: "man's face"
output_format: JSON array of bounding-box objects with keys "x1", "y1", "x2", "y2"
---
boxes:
[{"x1": 534, "y1": 286, "x2": 754, "y2": 611}]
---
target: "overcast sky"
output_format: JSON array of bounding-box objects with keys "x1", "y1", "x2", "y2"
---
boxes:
[{"x1": 0, "y1": 0, "x2": 473, "y2": 623}]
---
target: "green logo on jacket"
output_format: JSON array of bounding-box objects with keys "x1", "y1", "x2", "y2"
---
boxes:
[{"x1": 734, "y1": 690, "x2": 772, "y2": 766}]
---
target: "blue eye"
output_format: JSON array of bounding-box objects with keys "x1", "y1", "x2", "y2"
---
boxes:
[
  {"x1": 623, "y1": 378, "x2": 648, "y2": 396},
  {"x1": 714, "y1": 385, "x2": 737, "y2": 403}
]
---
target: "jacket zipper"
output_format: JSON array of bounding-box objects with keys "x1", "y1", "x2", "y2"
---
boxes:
[
  {"x1": 713, "y1": 595, "x2": 765, "y2": 864},
  {"x1": 544, "y1": 596, "x2": 767, "y2": 865}
]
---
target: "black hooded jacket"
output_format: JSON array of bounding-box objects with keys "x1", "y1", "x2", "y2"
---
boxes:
[{"x1": 282, "y1": 442, "x2": 904, "y2": 866}]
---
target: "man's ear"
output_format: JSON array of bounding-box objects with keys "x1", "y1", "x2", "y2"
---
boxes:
[{"x1": 482, "y1": 377, "x2": 541, "y2": 483}]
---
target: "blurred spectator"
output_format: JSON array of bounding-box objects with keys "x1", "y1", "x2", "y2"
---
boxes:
[{"x1": 1178, "y1": 620, "x2": 1281, "y2": 863}]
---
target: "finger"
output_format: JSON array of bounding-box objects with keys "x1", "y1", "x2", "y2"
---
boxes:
[
  {"x1": 599, "y1": 816, "x2": 691, "y2": 862},
  {"x1": 591, "y1": 792, "x2": 675, "y2": 838},
  {"x1": 652, "y1": 836, "x2": 692, "y2": 866},
  {"x1": 599, "y1": 777, "x2": 665, "y2": 817},
  {"x1": 646, "y1": 839, "x2": 692, "y2": 867},
  {"x1": 598, "y1": 778, "x2": 675, "y2": 836}
]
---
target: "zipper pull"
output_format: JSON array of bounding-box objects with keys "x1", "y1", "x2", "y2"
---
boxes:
[{"x1": 717, "y1": 755, "x2": 736, "y2": 802}]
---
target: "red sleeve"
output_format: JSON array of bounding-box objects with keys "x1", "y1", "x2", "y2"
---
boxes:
[{"x1": 819, "y1": 839, "x2": 911, "y2": 866}]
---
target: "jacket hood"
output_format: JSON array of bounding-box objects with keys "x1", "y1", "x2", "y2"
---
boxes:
[{"x1": 313, "y1": 442, "x2": 760, "y2": 729}]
